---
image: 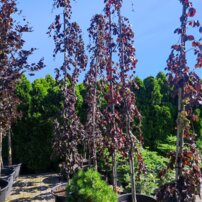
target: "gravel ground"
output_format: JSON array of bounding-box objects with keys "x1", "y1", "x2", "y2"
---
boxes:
[
  {"x1": 6, "y1": 173, "x2": 202, "y2": 202},
  {"x1": 7, "y1": 173, "x2": 61, "y2": 202},
  {"x1": 196, "y1": 196, "x2": 202, "y2": 202}
]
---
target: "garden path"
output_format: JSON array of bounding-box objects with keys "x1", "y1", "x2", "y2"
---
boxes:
[
  {"x1": 7, "y1": 173, "x2": 61, "y2": 202},
  {"x1": 6, "y1": 173, "x2": 202, "y2": 202},
  {"x1": 196, "y1": 179, "x2": 202, "y2": 202}
]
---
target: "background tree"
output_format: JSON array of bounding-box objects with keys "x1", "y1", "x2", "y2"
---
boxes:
[
  {"x1": 4, "y1": 72, "x2": 202, "y2": 175},
  {"x1": 132, "y1": 73, "x2": 177, "y2": 150},
  {"x1": 10, "y1": 75, "x2": 61, "y2": 172},
  {"x1": 140, "y1": 76, "x2": 175, "y2": 149}
]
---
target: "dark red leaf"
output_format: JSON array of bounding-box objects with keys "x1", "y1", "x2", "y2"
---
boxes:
[{"x1": 187, "y1": 8, "x2": 196, "y2": 17}]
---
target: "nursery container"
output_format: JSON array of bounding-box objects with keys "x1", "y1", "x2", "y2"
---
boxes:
[
  {"x1": 118, "y1": 193, "x2": 157, "y2": 202},
  {"x1": 52, "y1": 183, "x2": 67, "y2": 202},
  {"x1": 5, "y1": 163, "x2": 22, "y2": 181},
  {"x1": 0, "y1": 168, "x2": 15, "y2": 198},
  {"x1": 0, "y1": 178, "x2": 9, "y2": 202}
]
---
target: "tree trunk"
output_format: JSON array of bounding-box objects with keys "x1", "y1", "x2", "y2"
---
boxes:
[
  {"x1": 0, "y1": 128, "x2": 3, "y2": 176},
  {"x1": 129, "y1": 148, "x2": 137, "y2": 202},
  {"x1": 108, "y1": 12, "x2": 117, "y2": 191},
  {"x1": 175, "y1": 88, "x2": 184, "y2": 180},
  {"x1": 175, "y1": 0, "x2": 187, "y2": 181},
  {"x1": 118, "y1": 6, "x2": 137, "y2": 202},
  {"x1": 112, "y1": 150, "x2": 117, "y2": 189},
  {"x1": 126, "y1": 112, "x2": 137, "y2": 202},
  {"x1": 8, "y1": 128, "x2": 12, "y2": 166},
  {"x1": 92, "y1": 60, "x2": 98, "y2": 171},
  {"x1": 175, "y1": 3, "x2": 187, "y2": 202}
]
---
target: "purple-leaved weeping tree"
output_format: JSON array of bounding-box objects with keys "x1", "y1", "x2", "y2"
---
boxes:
[
  {"x1": 48, "y1": 0, "x2": 88, "y2": 181},
  {"x1": 84, "y1": 14, "x2": 107, "y2": 170},
  {"x1": 103, "y1": 1, "x2": 145, "y2": 200},
  {"x1": 157, "y1": 0, "x2": 202, "y2": 201},
  {"x1": 117, "y1": 5, "x2": 145, "y2": 202},
  {"x1": 0, "y1": 0, "x2": 44, "y2": 175},
  {"x1": 102, "y1": 0, "x2": 124, "y2": 191}
]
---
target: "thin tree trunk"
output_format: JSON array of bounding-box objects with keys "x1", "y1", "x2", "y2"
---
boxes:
[
  {"x1": 118, "y1": 6, "x2": 137, "y2": 202},
  {"x1": 92, "y1": 60, "x2": 98, "y2": 170},
  {"x1": 127, "y1": 114, "x2": 137, "y2": 202},
  {"x1": 63, "y1": 0, "x2": 72, "y2": 181},
  {"x1": 112, "y1": 150, "x2": 117, "y2": 189},
  {"x1": 175, "y1": 3, "x2": 187, "y2": 202},
  {"x1": 8, "y1": 128, "x2": 12, "y2": 166},
  {"x1": 0, "y1": 128, "x2": 3, "y2": 176},
  {"x1": 175, "y1": 88, "x2": 184, "y2": 180},
  {"x1": 175, "y1": 1, "x2": 187, "y2": 181},
  {"x1": 108, "y1": 12, "x2": 117, "y2": 190},
  {"x1": 127, "y1": 111, "x2": 137, "y2": 202},
  {"x1": 127, "y1": 115, "x2": 137, "y2": 202},
  {"x1": 129, "y1": 147, "x2": 137, "y2": 202}
]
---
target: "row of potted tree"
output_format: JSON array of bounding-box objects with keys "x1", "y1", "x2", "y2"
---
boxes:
[
  {"x1": 50, "y1": 0, "x2": 202, "y2": 202},
  {"x1": 0, "y1": 0, "x2": 201, "y2": 202}
]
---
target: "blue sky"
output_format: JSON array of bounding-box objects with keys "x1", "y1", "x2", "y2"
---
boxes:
[{"x1": 17, "y1": 0, "x2": 202, "y2": 82}]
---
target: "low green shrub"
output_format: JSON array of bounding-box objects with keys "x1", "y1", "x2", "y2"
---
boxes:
[
  {"x1": 66, "y1": 168, "x2": 117, "y2": 202},
  {"x1": 157, "y1": 135, "x2": 176, "y2": 156},
  {"x1": 98, "y1": 148, "x2": 175, "y2": 195},
  {"x1": 117, "y1": 149, "x2": 175, "y2": 195}
]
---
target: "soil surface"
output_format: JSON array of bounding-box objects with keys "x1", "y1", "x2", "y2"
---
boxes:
[{"x1": 7, "y1": 173, "x2": 62, "y2": 202}]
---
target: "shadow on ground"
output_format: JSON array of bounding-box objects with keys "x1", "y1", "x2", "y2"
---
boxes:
[{"x1": 8, "y1": 174, "x2": 61, "y2": 202}]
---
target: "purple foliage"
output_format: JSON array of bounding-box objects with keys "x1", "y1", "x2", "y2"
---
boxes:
[
  {"x1": 84, "y1": 14, "x2": 108, "y2": 169},
  {"x1": 157, "y1": 0, "x2": 202, "y2": 201},
  {"x1": 49, "y1": 0, "x2": 88, "y2": 179},
  {"x1": 0, "y1": 0, "x2": 44, "y2": 136}
]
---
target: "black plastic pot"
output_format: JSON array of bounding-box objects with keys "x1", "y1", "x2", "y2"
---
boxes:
[
  {"x1": 0, "y1": 168, "x2": 15, "y2": 198},
  {"x1": 5, "y1": 163, "x2": 22, "y2": 181},
  {"x1": 52, "y1": 183, "x2": 67, "y2": 202},
  {"x1": 118, "y1": 193, "x2": 157, "y2": 202},
  {"x1": 0, "y1": 179, "x2": 9, "y2": 202}
]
